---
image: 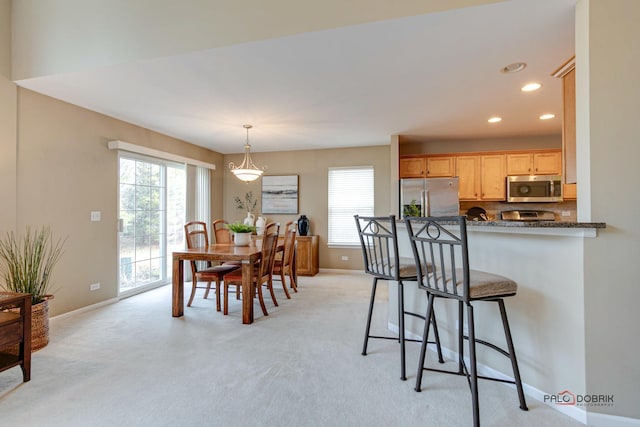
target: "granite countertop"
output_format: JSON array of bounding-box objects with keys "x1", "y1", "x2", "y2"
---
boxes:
[
  {"x1": 398, "y1": 218, "x2": 606, "y2": 229},
  {"x1": 464, "y1": 219, "x2": 606, "y2": 229}
]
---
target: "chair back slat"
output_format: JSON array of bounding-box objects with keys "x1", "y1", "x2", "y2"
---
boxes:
[
  {"x1": 405, "y1": 216, "x2": 470, "y2": 301},
  {"x1": 281, "y1": 222, "x2": 297, "y2": 269},
  {"x1": 260, "y1": 223, "x2": 281, "y2": 279},
  {"x1": 184, "y1": 221, "x2": 210, "y2": 275},
  {"x1": 212, "y1": 219, "x2": 233, "y2": 244},
  {"x1": 355, "y1": 215, "x2": 401, "y2": 281}
]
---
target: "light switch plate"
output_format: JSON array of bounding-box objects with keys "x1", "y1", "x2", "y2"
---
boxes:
[{"x1": 91, "y1": 211, "x2": 101, "y2": 221}]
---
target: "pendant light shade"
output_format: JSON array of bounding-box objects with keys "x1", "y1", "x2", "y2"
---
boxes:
[{"x1": 228, "y1": 124, "x2": 264, "y2": 182}]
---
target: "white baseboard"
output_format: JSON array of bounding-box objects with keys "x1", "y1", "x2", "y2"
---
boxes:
[
  {"x1": 50, "y1": 297, "x2": 119, "y2": 321},
  {"x1": 588, "y1": 412, "x2": 640, "y2": 427}
]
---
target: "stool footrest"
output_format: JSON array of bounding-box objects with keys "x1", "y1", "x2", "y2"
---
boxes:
[
  {"x1": 461, "y1": 335, "x2": 510, "y2": 358},
  {"x1": 421, "y1": 366, "x2": 519, "y2": 386}
]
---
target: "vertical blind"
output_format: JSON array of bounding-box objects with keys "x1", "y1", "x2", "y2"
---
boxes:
[
  {"x1": 328, "y1": 166, "x2": 374, "y2": 245},
  {"x1": 195, "y1": 166, "x2": 210, "y2": 226}
]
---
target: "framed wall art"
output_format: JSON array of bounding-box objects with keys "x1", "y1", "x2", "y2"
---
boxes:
[{"x1": 261, "y1": 175, "x2": 299, "y2": 214}]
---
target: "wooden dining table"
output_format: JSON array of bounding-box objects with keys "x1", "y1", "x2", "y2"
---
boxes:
[
  {"x1": 172, "y1": 234, "x2": 294, "y2": 324},
  {"x1": 172, "y1": 243, "x2": 262, "y2": 324}
]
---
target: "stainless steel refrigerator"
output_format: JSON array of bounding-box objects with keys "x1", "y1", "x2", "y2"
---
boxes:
[{"x1": 400, "y1": 177, "x2": 460, "y2": 218}]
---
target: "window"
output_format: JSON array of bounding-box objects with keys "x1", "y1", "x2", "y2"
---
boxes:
[
  {"x1": 118, "y1": 154, "x2": 186, "y2": 295},
  {"x1": 328, "y1": 166, "x2": 374, "y2": 246}
]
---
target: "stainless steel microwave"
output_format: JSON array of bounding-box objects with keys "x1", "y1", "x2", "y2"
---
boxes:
[{"x1": 506, "y1": 175, "x2": 563, "y2": 202}]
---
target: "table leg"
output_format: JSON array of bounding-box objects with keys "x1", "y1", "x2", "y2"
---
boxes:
[
  {"x1": 241, "y1": 260, "x2": 254, "y2": 324},
  {"x1": 172, "y1": 257, "x2": 184, "y2": 317}
]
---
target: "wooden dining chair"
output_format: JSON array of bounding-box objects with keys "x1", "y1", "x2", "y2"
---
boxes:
[
  {"x1": 212, "y1": 219, "x2": 233, "y2": 244},
  {"x1": 223, "y1": 223, "x2": 280, "y2": 316},
  {"x1": 184, "y1": 221, "x2": 239, "y2": 311},
  {"x1": 273, "y1": 221, "x2": 297, "y2": 297}
]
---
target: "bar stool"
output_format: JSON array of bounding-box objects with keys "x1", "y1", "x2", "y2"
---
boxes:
[
  {"x1": 354, "y1": 215, "x2": 443, "y2": 381},
  {"x1": 405, "y1": 216, "x2": 528, "y2": 427}
]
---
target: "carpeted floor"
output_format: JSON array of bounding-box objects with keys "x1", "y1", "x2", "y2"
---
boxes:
[{"x1": 0, "y1": 271, "x2": 583, "y2": 427}]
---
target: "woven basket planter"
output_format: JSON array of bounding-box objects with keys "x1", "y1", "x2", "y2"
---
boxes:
[
  {"x1": 30, "y1": 296, "x2": 52, "y2": 351},
  {"x1": 6, "y1": 295, "x2": 52, "y2": 353}
]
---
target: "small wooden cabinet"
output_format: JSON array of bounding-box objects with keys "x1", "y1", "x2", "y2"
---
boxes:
[
  {"x1": 456, "y1": 155, "x2": 481, "y2": 200},
  {"x1": 0, "y1": 292, "x2": 31, "y2": 382},
  {"x1": 295, "y1": 235, "x2": 319, "y2": 276},
  {"x1": 480, "y1": 154, "x2": 506, "y2": 200},
  {"x1": 399, "y1": 157, "x2": 426, "y2": 178},
  {"x1": 506, "y1": 151, "x2": 561, "y2": 175},
  {"x1": 426, "y1": 156, "x2": 454, "y2": 177}
]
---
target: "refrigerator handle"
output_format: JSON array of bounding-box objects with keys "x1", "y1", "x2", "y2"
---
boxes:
[{"x1": 421, "y1": 190, "x2": 429, "y2": 217}]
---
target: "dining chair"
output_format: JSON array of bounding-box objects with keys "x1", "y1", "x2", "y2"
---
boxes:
[
  {"x1": 223, "y1": 223, "x2": 281, "y2": 316},
  {"x1": 405, "y1": 216, "x2": 528, "y2": 427},
  {"x1": 212, "y1": 219, "x2": 233, "y2": 244},
  {"x1": 354, "y1": 215, "x2": 443, "y2": 381},
  {"x1": 184, "y1": 221, "x2": 239, "y2": 311},
  {"x1": 272, "y1": 221, "x2": 297, "y2": 298}
]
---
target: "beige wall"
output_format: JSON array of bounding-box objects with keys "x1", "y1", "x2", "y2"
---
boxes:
[
  {"x1": 578, "y1": 0, "x2": 640, "y2": 420},
  {"x1": 0, "y1": 77, "x2": 16, "y2": 231},
  {"x1": 223, "y1": 145, "x2": 391, "y2": 270},
  {"x1": 15, "y1": 88, "x2": 222, "y2": 317},
  {"x1": 399, "y1": 134, "x2": 561, "y2": 155},
  {"x1": 0, "y1": 0, "x2": 10, "y2": 79},
  {"x1": 0, "y1": 2, "x2": 15, "y2": 232}
]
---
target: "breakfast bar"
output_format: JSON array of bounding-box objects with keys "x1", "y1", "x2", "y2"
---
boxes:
[{"x1": 389, "y1": 220, "x2": 605, "y2": 419}]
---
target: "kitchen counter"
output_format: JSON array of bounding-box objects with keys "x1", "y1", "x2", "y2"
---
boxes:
[
  {"x1": 464, "y1": 219, "x2": 605, "y2": 228},
  {"x1": 399, "y1": 218, "x2": 606, "y2": 237}
]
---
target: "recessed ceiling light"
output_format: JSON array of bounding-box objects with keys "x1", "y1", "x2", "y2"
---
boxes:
[
  {"x1": 488, "y1": 117, "x2": 502, "y2": 123},
  {"x1": 501, "y1": 62, "x2": 527, "y2": 74},
  {"x1": 521, "y1": 82, "x2": 542, "y2": 92},
  {"x1": 539, "y1": 114, "x2": 555, "y2": 120}
]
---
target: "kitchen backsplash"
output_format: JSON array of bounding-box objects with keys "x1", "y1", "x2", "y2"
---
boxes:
[{"x1": 460, "y1": 200, "x2": 577, "y2": 222}]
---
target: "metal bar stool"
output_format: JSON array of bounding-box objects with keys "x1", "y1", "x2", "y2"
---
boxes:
[
  {"x1": 355, "y1": 215, "x2": 443, "y2": 381},
  {"x1": 405, "y1": 216, "x2": 528, "y2": 427}
]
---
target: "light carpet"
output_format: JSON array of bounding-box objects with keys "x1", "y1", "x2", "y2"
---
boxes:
[{"x1": 0, "y1": 271, "x2": 582, "y2": 427}]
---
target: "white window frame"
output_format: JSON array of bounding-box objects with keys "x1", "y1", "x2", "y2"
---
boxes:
[{"x1": 328, "y1": 166, "x2": 374, "y2": 247}]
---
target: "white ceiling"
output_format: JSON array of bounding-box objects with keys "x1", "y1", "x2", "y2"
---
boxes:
[{"x1": 16, "y1": 0, "x2": 576, "y2": 154}]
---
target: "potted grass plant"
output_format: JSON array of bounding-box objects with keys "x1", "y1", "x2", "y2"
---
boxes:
[
  {"x1": 0, "y1": 226, "x2": 65, "y2": 351},
  {"x1": 226, "y1": 222, "x2": 256, "y2": 246}
]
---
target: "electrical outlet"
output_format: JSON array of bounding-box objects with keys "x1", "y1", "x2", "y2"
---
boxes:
[
  {"x1": 561, "y1": 211, "x2": 571, "y2": 217},
  {"x1": 91, "y1": 211, "x2": 101, "y2": 221},
  {"x1": 341, "y1": 256, "x2": 349, "y2": 261},
  {"x1": 90, "y1": 283, "x2": 100, "y2": 291}
]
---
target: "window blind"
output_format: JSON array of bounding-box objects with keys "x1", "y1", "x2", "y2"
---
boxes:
[
  {"x1": 195, "y1": 166, "x2": 210, "y2": 226},
  {"x1": 328, "y1": 166, "x2": 374, "y2": 246}
]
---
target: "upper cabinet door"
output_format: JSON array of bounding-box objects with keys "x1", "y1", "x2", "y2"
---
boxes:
[
  {"x1": 426, "y1": 156, "x2": 454, "y2": 177},
  {"x1": 456, "y1": 156, "x2": 480, "y2": 200},
  {"x1": 506, "y1": 153, "x2": 533, "y2": 175},
  {"x1": 480, "y1": 154, "x2": 506, "y2": 200},
  {"x1": 399, "y1": 157, "x2": 426, "y2": 178},
  {"x1": 533, "y1": 152, "x2": 562, "y2": 175}
]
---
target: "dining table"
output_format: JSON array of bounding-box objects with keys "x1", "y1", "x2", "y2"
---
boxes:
[
  {"x1": 172, "y1": 242, "x2": 263, "y2": 324},
  {"x1": 172, "y1": 234, "x2": 295, "y2": 324}
]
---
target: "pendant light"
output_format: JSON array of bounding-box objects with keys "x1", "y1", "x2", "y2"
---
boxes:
[{"x1": 228, "y1": 124, "x2": 264, "y2": 182}]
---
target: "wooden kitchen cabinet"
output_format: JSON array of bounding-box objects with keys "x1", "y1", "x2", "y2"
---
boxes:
[
  {"x1": 480, "y1": 154, "x2": 506, "y2": 200},
  {"x1": 456, "y1": 155, "x2": 481, "y2": 200},
  {"x1": 399, "y1": 157, "x2": 426, "y2": 178},
  {"x1": 506, "y1": 151, "x2": 561, "y2": 175},
  {"x1": 0, "y1": 292, "x2": 31, "y2": 382},
  {"x1": 553, "y1": 56, "x2": 577, "y2": 199},
  {"x1": 426, "y1": 156, "x2": 454, "y2": 177},
  {"x1": 295, "y1": 235, "x2": 318, "y2": 276}
]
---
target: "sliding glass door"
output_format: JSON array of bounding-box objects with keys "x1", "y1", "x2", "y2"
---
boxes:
[{"x1": 118, "y1": 155, "x2": 186, "y2": 295}]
